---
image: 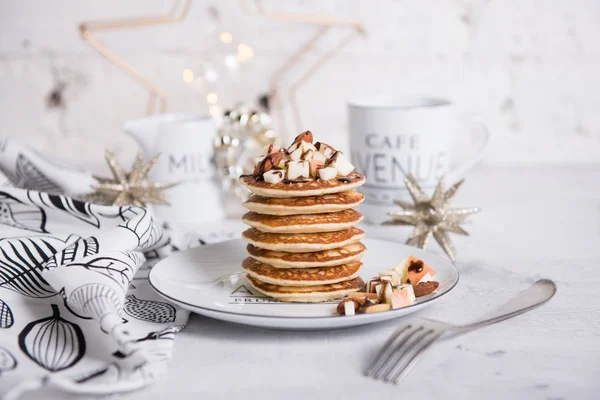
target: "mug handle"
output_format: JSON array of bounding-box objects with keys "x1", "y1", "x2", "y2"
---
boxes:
[{"x1": 446, "y1": 115, "x2": 490, "y2": 184}]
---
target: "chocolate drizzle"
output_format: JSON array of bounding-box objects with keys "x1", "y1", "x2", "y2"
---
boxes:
[{"x1": 408, "y1": 260, "x2": 424, "y2": 273}]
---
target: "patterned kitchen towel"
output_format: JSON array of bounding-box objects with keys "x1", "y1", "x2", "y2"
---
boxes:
[{"x1": 0, "y1": 138, "x2": 231, "y2": 399}]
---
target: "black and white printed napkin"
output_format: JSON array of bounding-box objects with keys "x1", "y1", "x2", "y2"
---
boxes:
[{"x1": 0, "y1": 138, "x2": 233, "y2": 399}]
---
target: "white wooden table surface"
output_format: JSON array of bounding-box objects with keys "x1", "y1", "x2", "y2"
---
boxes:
[{"x1": 40, "y1": 165, "x2": 600, "y2": 400}]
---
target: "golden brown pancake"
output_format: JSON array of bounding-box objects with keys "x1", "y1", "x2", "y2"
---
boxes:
[
  {"x1": 242, "y1": 191, "x2": 365, "y2": 215},
  {"x1": 239, "y1": 172, "x2": 365, "y2": 198},
  {"x1": 241, "y1": 227, "x2": 365, "y2": 252},
  {"x1": 242, "y1": 257, "x2": 362, "y2": 286},
  {"x1": 246, "y1": 242, "x2": 366, "y2": 268},
  {"x1": 246, "y1": 275, "x2": 365, "y2": 303},
  {"x1": 242, "y1": 209, "x2": 363, "y2": 233}
]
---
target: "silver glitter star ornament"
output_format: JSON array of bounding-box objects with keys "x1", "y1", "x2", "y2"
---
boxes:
[
  {"x1": 384, "y1": 174, "x2": 480, "y2": 262},
  {"x1": 87, "y1": 150, "x2": 178, "y2": 207}
]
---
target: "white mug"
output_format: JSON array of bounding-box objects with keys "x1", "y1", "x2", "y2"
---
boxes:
[
  {"x1": 348, "y1": 96, "x2": 489, "y2": 224},
  {"x1": 125, "y1": 113, "x2": 225, "y2": 226}
]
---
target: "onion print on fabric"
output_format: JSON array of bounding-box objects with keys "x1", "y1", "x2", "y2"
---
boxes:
[
  {"x1": 0, "y1": 298, "x2": 14, "y2": 328},
  {"x1": 124, "y1": 295, "x2": 176, "y2": 324},
  {"x1": 0, "y1": 191, "x2": 48, "y2": 233},
  {"x1": 0, "y1": 346, "x2": 17, "y2": 376},
  {"x1": 0, "y1": 235, "x2": 80, "y2": 297},
  {"x1": 18, "y1": 304, "x2": 86, "y2": 372}
]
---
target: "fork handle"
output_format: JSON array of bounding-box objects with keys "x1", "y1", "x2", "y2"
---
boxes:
[{"x1": 453, "y1": 279, "x2": 556, "y2": 335}]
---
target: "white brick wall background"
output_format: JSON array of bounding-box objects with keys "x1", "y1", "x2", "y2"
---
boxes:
[{"x1": 1, "y1": 0, "x2": 599, "y2": 173}]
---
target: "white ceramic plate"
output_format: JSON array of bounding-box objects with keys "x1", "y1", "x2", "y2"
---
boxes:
[{"x1": 149, "y1": 238, "x2": 459, "y2": 330}]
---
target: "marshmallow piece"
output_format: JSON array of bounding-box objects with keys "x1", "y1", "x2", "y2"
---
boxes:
[
  {"x1": 299, "y1": 141, "x2": 317, "y2": 153},
  {"x1": 289, "y1": 147, "x2": 302, "y2": 161},
  {"x1": 263, "y1": 169, "x2": 285, "y2": 184},
  {"x1": 393, "y1": 257, "x2": 411, "y2": 284},
  {"x1": 309, "y1": 159, "x2": 324, "y2": 177},
  {"x1": 343, "y1": 301, "x2": 355, "y2": 316},
  {"x1": 287, "y1": 141, "x2": 300, "y2": 153},
  {"x1": 287, "y1": 160, "x2": 310, "y2": 180},
  {"x1": 418, "y1": 272, "x2": 434, "y2": 283},
  {"x1": 318, "y1": 167, "x2": 337, "y2": 180},
  {"x1": 391, "y1": 285, "x2": 416, "y2": 309},
  {"x1": 316, "y1": 142, "x2": 335, "y2": 158},
  {"x1": 301, "y1": 149, "x2": 314, "y2": 161},
  {"x1": 312, "y1": 151, "x2": 327, "y2": 164},
  {"x1": 329, "y1": 152, "x2": 355, "y2": 176}
]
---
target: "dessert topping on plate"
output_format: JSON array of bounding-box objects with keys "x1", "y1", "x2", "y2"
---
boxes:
[
  {"x1": 337, "y1": 255, "x2": 439, "y2": 316},
  {"x1": 252, "y1": 130, "x2": 356, "y2": 182}
]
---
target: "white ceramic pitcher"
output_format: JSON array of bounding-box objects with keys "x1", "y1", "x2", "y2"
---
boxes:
[{"x1": 124, "y1": 113, "x2": 225, "y2": 226}]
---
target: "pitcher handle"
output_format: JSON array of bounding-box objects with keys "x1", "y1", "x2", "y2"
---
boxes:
[{"x1": 446, "y1": 115, "x2": 490, "y2": 184}]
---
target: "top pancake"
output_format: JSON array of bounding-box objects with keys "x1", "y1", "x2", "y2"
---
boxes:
[
  {"x1": 243, "y1": 191, "x2": 365, "y2": 215},
  {"x1": 239, "y1": 172, "x2": 365, "y2": 198}
]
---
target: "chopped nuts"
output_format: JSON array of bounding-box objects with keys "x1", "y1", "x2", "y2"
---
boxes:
[
  {"x1": 293, "y1": 130, "x2": 313, "y2": 144},
  {"x1": 413, "y1": 281, "x2": 440, "y2": 297},
  {"x1": 336, "y1": 298, "x2": 364, "y2": 315},
  {"x1": 253, "y1": 152, "x2": 284, "y2": 176},
  {"x1": 337, "y1": 256, "x2": 439, "y2": 316}
]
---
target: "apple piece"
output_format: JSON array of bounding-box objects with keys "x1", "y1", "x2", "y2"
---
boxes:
[
  {"x1": 277, "y1": 160, "x2": 288, "y2": 169},
  {"x1": 286, "y1": 160, "x2": 310, "y2": 180},
  {"x1": 309, "y1": 159, "x2": 324, "y2": 177},
  {"x1": 312, "y1": 151, "x2": 327, "y2": 164},
  {"x1": 328, "y1": 152, "x2": 355, "y2": 176},
  {"x1": 358, "y1": 303, "x2": 391, "y2": 314},
  {"x1": 393, "y1": 257, "x2": 411, "y2": 284},
  {"x1": 381, "y1": 282, "x2": 394, "y2": 305},
  {"x1": 263, "y1": 169, "x2": 285, "y2": 184},
  {"x1": 406, "y1": 258, "x2": 436, "y2": 287},
  {"x1": 318, "y1": 167, "x2": 338, "y2": 180}
]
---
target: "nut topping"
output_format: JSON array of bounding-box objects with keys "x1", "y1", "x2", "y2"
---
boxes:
[
  {"x1": 253, "y1": 152, "x2": 284, "y2": 176},
  {"x1": 293, "y1": 130, "x2": 313, "y2": 144},
  {"x1": 413, "y1": 281, "x2": 439, "y2": 297}
]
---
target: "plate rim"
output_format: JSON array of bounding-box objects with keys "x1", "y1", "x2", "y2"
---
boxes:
[{"x1": 148, "y1": 237, "x2": 460, "y2": 321}]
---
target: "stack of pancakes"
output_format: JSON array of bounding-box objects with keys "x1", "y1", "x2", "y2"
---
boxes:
[{"x1": 239, "y1": 172, "x2": 367, "y2": 302}]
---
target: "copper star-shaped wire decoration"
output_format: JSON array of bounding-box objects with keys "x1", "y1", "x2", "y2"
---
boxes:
[
  {"x1": 384, "y1": 174, "x2": 481, "y2": 262},
  {"x1": 87, "y1": 151, "x2": 178, "y2": 207}
]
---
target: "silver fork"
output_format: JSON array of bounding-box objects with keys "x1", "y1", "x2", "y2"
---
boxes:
[{"x1": 365, "y1": 279, "x2": 557, "y2": 384}]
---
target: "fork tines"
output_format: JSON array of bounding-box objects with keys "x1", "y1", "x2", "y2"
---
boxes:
[{"x1": 365, "y1": 321, "x2": 444, "y2": 384}]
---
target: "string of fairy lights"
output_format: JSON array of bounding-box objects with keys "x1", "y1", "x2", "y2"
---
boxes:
[{"x1": 181, "y1": 31, "x2": 255, "y2": 118}]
